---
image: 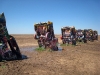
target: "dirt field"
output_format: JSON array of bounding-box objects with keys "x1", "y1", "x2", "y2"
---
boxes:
[{"x1": 0, "y1": 34, "x2": 100, "y2": 75}]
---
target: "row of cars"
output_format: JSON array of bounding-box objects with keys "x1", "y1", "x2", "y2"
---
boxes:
[
  {"x1": 61, "y1": 26, "x2": 98, "y2": 44},
  {"x1": 0, "y1": 12, "x2": 98, "y2": 62},
  {"x1": 34, "y1": 21, "x2": 98, "y2": 50}
]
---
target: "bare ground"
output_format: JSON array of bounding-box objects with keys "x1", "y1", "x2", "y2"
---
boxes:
[{"x1": 0, "y1": 35, "x2": 100, "y2": 75}]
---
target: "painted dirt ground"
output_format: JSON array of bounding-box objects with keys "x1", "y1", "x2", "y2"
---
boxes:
[{"x1": 0, "y1": 35, "x2": 100, "y2": 75}]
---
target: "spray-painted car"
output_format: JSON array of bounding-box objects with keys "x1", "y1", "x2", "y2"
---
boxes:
[
  {"x1": 83, "y1": 29, "x2": 94, "y2": 42},
  {"x1": 0, "y1": 12, "x2": 22, "y2": 62},
  {"x1": 61, "y1": 26, "x2": 76, "y2": 45},
  {"x1": 34, "y1": 21, "x2": 58, "y2": 51},
  {"x1": 76, "y1": 29, "x2": 84, "y2": 42},
  {"x1": 93, "y1": 30, "x2": 98, "y2": 40}
]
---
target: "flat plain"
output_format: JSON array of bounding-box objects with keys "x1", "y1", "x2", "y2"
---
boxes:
[{"x1": 0, "y1": 34, "x2": 100, "y2": 75}]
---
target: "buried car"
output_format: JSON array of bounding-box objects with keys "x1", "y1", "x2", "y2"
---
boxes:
[
  {"x1": 0, "y1": 12, "x2": 25, "y2": 62},
  {"x1": 61, "y1": 26, "x2": 76, "y2": 45},
  {"x1": 76, "y1": 29, "x2": 84, "y2": 42},
  {"x1": 34, "y1": 21, "x2": 58, "y2": 51},
  {"x1": 83, "y1": 29, "x2": 94, "y2": 42},
  {"x1": 93, "y1": 30, "x2": 98, "y2": 40}
]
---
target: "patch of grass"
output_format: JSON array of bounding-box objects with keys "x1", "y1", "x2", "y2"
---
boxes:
[
  {"x1": 35, "y1": 47, "x2": 46, "y2": 51},
  {"x1": 60, "y1": 44, "x2": 66, "y2": 46},
  {"x1": 70, "y1": 44, "x2": 77, "y2": 46},
  {"x1": 2, "y1": 60, "x2": 7, "y2": 62},
  {"x1": 60, "y1": 43, "x2": 73, "y2": 46},
  {"x1": 77, "y1": 41, "x2": 84, "y2": 44},
  {"x1": 48, "y1": 49, "x2": 53, "y2": 52},
  {"x1": 0, "y1": 65, "x2": 6, "y2": 69}
]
